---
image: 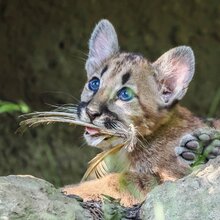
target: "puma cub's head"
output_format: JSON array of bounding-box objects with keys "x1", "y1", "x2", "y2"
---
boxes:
[{"x1": 77, "y1": 19, "x2": 195, "y2": 151}]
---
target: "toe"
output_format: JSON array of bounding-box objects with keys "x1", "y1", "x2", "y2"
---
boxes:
[
  {"x1": 207, "y1": 153, "x2": 217, "y2": 159},
  {"x1": 181, "y1": 151, "x2": 196, "y2": 161},
  {"x1": 198, "y1": 133, "x2": 211, "y2": 142},
  {"x1": 180, "y1": 134, "x2": 197, "y2": 147},
  {"x1": 185, "y1": 140, "x2": 199, "y2": 150},
  {"x1": 212, "y1": 139, "x2": 220, "y2": 148},
  {"x1": 211, "y1": 147, "x2": 220, "y2": 156}
]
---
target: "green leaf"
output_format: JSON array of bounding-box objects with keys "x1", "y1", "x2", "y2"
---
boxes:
[
  {"x1": 0, "y1": 100, "x2": 30, "y2": 114},
  {"x1": 102, "y1": 194, "x2": 123, "y2": 220}
]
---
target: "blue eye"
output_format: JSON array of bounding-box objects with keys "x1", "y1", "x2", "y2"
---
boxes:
[
  {"x1": 88, "y1": 77, "x2": 100, "y2": 92},
  {"x1": 117, "y1": 87, "x2": 135, "y2": 101}
]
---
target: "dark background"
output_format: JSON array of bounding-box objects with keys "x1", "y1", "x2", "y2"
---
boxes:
[{"x1": 0, "y1": 0, "x2": 219, "y2": 187}]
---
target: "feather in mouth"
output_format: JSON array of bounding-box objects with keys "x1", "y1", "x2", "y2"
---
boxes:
[
  {"x1": 17, "y1": 111, "x2": 123, "y2": 137},
  {"x1": 17, "y1": 106, "x2": 137, "y2": 180}
]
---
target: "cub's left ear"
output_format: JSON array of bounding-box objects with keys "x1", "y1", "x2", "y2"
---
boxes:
[
  {"x1": 86, "y1": 19, "x2": 119, "y2": 76},
  {"x1": 152, "y1": 46, "x2": 195, "y2": 107}
]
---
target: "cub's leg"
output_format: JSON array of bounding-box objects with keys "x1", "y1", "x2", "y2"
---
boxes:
[
  {"x1": 176, "y1": 128, "x2": 220, "y2": 166},
  {"x1": 62, "y1": 173, "x2": 139, "y2": 207},
  {"x1": 62, "y1": 173, "x2": 156, "y2": 207}
]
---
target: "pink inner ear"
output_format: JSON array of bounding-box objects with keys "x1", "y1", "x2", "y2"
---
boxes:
[
  {"x1": 174, "y1": 61, "x2": 189, "y2": 86},
  {"x1": 153, "y1": 46, "x2": 195, "y2": 103},
  {"x1": 165, "y1": 59, "x2": 190, "y2": 91},
  {"x1": 86, "y1": 20, "x2": 119, "y2": 75},
  {"x1": 93, "y1": 32, "x2": 110, "y2": 61},
  {"x1": 87, "y1": 32, "x2": 111, "y2": 73}
]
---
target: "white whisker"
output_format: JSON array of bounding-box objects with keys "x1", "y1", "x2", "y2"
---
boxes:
[
  {"x1": 18, "y1": 111, "x2": 125, "y2": 138},
  {"x1": 18, "y1": 106, "x2": 149, "y2": 154}
]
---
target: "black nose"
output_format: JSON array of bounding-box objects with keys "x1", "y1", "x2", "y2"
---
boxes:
[{"x1": 86, "y1": 107, "x2": 101, "y2": 121}]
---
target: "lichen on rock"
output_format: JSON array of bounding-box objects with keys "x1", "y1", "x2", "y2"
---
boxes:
[
  {"x1": 140, "y1": 157, "x2": 220, "y2": 220},
  {"x1": 0, "y1": 175, "x2": 92, "y2": 219},
  {"x1": 1, "y1": 157, "x2": 220, "y2": 219}
]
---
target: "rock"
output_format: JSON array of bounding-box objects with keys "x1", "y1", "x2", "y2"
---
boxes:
[
  {"x1": 0, "y1": 175, "x2": 92, "y2": 219},
  {"x1": 0, "y1": 0, "x2": 219, "y2": 187},
  {"x1": 1, "y1": 157, "x2": 220, "y2": 219},
  {"x1": 140, "y1": 157, "x2": 220, "y2": 220}
]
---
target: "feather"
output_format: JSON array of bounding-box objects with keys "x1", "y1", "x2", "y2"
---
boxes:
[
  {"x1": 17, "y1": 111, "x2": 122, "y2": 137},
  {"x1": 81, "y1": 143, "x2": 125, "y2": 182},
  {"x1": 18, "y1": 110, "x2": 135, "y2": 181}
]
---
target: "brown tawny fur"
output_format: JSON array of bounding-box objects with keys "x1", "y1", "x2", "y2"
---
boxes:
[{"x1": 59, "y1": 20, "x2": 220, "y2": 207}]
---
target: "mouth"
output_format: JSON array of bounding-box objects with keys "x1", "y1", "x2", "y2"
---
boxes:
[
  {"x1": 84, "y1": 126, "x2": 115, "y2": 146},
  {"x1": 85, "y1": 126, "x2": 101, "y2": 136},
  {"x1": 18, "y1": 109, "x2": 133, "y2": 150},
  {"x1": 18, "y1": 109, "x2": 126, "y2": 140},
  {"x1": 85, "y1": 126, "x2": 112, "y2": 140}
]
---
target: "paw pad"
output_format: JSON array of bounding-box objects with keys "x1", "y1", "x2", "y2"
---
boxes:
[{"x1": 176, "y1": 129, "x2": 220, "y2": 166}]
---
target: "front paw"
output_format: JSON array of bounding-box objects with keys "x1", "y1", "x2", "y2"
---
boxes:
[
  {"x1": 176, "y1": 128, "x2": 220, "y2": 166},
  {"x1": 61, "y1": 173, "x2": 142, "y2": 207}
]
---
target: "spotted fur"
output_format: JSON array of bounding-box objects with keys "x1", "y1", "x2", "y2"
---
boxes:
[{"x1": 64, "y1": 20, "x2": 220, "y2": 206}]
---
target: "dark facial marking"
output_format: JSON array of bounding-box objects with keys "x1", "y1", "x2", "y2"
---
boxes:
[
  {"x1": 77, "y1": 101, "x2": 89, "y2": 118},
  {"x1": 104, "y1": 118, "x2": 116, "y2": 129},
  {"x1": 125, "y1": 53, "x2": 143, "y2": 61},
  {"x1": 100, "y1": 104, "x2": 119, "y2": 121},
  {"x1": 122, "y1": 72, "x2": 131, "y2": 85},
  {"x1": 112, "y1": 60, "x2": 125, "y2": 76},
  {"x1": 100, "y1": 65, "x2": 108, "y2": 77}
]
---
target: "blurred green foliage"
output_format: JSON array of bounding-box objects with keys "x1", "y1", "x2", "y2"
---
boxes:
[
  {"x1": 0, "y1": 101, "x2": 30, "y2": 114},
  {"x1": 208, "y1": 89, "x2": 220, "y2": 118}
]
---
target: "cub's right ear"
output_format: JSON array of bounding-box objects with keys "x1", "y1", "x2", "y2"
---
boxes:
[{"x1": 85, "y1": 19, "x2": 119, "y2": 76}]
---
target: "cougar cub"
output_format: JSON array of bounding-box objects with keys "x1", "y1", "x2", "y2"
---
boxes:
[{"x1": 56, "y1": 20, "x2": 220, "y2": 206}]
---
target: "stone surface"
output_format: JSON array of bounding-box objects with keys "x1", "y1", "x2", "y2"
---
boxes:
[
  {"x1": 140, "y1": 157, "x2": 220, "y2": 220},
  {"x1": 0, "y1": 175, "x2": 92, "y2": 219},
  {"x1": 1, "y1": 157, "x2": 220, "y2": 219},
  {"x1": 0, "y1": 0, "x2": 219, "y2": 188}
]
